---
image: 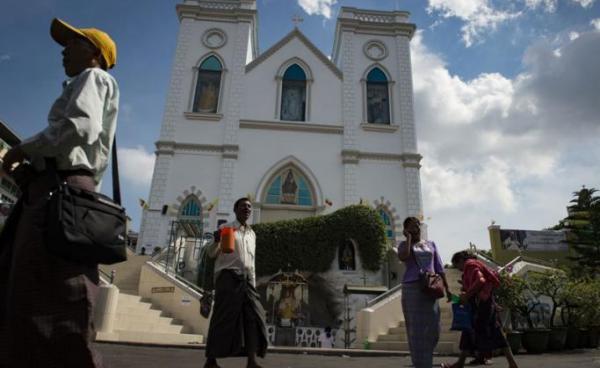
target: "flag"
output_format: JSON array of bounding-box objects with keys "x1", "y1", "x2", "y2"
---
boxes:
[{"x1": 139, "y1": 198, "x2": 149, "y2": 210}]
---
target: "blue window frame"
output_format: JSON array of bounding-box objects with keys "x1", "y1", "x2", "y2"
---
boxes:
[
  {"x1": 281, "y1": 64, "x2": 307, "y2": 121},
  {"x1": 180, "y1": 197, "x2": 202, "y2": 218},
  {"x1": 265, "y1": 169, "x2": 313, "y2": 206},
  {"x1": 366, "y1": 67, "x2": 390, "y2": 124},
  {"x1": 193, "y1": 56, "x2": 223, "y2": 113},
  {"x1": 378, "y1": 208, "x2": 395, "y2": 240}
]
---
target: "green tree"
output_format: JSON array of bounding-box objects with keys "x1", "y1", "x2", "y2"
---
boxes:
[{"x1": 563, "y1": 187, "x2": 600, "y2": 275}]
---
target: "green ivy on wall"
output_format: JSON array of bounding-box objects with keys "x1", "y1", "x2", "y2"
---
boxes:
[{"x1": 253, "y1": 205, "x2": 387, "y2": 276}]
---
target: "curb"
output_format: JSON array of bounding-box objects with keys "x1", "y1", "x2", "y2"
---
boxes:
[{"x1": 94, "y1": 341, "x2": 410, "y2": 357}]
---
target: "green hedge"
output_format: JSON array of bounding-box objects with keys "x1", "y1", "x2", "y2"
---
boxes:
[{"x1": 253, "y1": 205, "x2": 387, "y2": 276}]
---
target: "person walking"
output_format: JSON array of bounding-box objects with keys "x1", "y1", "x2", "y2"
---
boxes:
[
  {"x1": 0, "y1": 18, "x2": 118, "y2": 368},
  {"x1": 204, "y1": 197, "x2": 268, "y2": 368},
  {"x1": 397, "y1": 216, "x2": 451, "y2": 368},
  {"x1": 441, "y1": 251, "x2": 519, "y2": 368}
]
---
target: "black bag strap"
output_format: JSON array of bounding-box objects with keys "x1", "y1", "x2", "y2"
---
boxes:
[
  {"x1": 45, "y1": 135, "x2": 121, "y2": 205},
  {"x1": 111, "y1": 136, "x2": 121, "y2": 205},
  {"x1": 410, "y1": 240, "x2": 429, "y2": 274}
]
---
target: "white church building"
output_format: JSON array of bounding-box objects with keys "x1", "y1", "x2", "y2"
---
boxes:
[{"x1": 137, "y1": 0, "x2": 424, "y2": 256}]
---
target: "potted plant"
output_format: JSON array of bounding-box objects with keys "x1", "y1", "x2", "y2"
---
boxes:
[
  {"x1": 530, "y1": 270, "x2": 569, "y2": 350},
  {"x1": 513, "y1": 276, "x2": 551, "y2": 354},
  {"x1": 495, "y1": 272, "x2": 527, "y2": 354},
  {"x1": 561, "y1": 278, "x2": 588, "y2": 349},
  {"x1": 573, "y1": 278, "x2": 600, "y2": 348},
  {"x1": 588, "y1": 278, "x2": 600, "y2": 348}
]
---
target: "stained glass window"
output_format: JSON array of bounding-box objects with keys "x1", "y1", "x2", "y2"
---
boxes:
[
  {"x1": 378, "y1": 208, "x2": 395, "y2": 240},
  {"x1": 367, "y1": 68, "x2": 390, "y2": 124},
  {"x1": 280, "y1": 64, "x2": 306, "y2": 121},
  {"x1": 193, "y1": 56, "x2": 222, "y2": 113},
  {"x1": 265, "y1": 169, "x2": 313, "y2": 206},
  {"x1": 180, "y1": 196, "x2": 202, "y2": 218}
]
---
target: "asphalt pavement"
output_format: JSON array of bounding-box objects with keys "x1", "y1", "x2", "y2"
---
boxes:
[{"x1": 95, "y1": 343, "x2": 600, "y2": 368}]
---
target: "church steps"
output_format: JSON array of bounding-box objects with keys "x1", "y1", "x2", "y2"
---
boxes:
[
  {"x1": 370, "y1": 341, "x2": 456, "y2": 354},
  {"x1": 95, "y1": 271, "x2": 204, "y2": 345},
  {"x1": 97, "y1": 330, "x2": 203, "y2": 345}
]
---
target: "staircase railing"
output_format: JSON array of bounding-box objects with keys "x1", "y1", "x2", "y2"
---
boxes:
[{"x1": 366, "y1": 283, "x2": 402, "y2": 307}]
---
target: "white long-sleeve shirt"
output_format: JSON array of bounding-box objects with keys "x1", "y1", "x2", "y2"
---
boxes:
[
  {"x1": 207, "y1": 220, "x2": 257, "y2": 287},
  {"x1": 19, "y1": 67, "x2": 119, "y2": 186}
]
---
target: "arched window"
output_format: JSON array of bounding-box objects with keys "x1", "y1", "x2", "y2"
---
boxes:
[
  {"x1": 265, "y1": 168, "x2": 313, "y2": 206},
  {"x1": 179, "y1": 196, "x2": 202, "y2": 219},
  {"x1": 366, "y1": 67, "x2": 390, "y2": 124},
  {"x1": 378, "y1": 207, "x2": 395, "y2": 241},
  {"x1": 193, "y1": 56, "x2": 222, "y2": 113},
  {"x1": 280, "y1": 64, "x2": 307, "y2": 121}
]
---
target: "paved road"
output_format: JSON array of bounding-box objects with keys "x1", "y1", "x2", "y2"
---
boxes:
[{"x1": 96, "y1": 343, "x2": 600, "y2": 368}]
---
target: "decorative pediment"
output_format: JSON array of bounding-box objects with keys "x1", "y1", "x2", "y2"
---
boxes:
[{"x1": 245, "y1": 28, "x2": 342, "y2": 79}]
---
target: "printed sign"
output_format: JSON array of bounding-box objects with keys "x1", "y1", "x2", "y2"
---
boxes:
[
  {"x1": 151, "y1": 286, "x2": 175, "y2": 294},
  {"x1": 500, "y1": 229, "x2": 567, "y2": 252},
  {"x1": 181, "y1": 298, "x2": 192, "y2": 306}
]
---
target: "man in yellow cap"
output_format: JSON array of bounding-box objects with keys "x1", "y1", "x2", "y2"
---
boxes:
[{"x1": 0, "y1": 18, "x2": 118, "y2": 367}]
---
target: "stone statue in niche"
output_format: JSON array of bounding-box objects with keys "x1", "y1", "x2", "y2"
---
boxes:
[
  {"x1": 277, "y1": 287, "x2": 301, "y2": 326},
  {"x1": 281, "y1": 170, "x2": 297, "y2": 204},
  {"x1": 281, "y1": 84, "x2": 305, "y2": 121},
  {"x1": 339, "y1": 240, "x2": 356, "y2": 271}
]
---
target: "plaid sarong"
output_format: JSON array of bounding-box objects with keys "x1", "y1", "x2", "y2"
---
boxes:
[
  {"x1": 205, "y1": 270, "x2": 268, "y2": 359},
  {"x1": 401, "y1": 281, "x2": 441, "y2": 368},
  {"x1": 0, "y1": 174, "x2": 103, "y2": 368}
]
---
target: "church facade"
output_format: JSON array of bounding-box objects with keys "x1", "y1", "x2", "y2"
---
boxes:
[{"x1": 137, "y1": 0, "x2": 423, "y2": 263}]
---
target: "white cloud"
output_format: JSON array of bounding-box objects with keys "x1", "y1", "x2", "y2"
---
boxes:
[
  {"x1": 118, "y1": 146, "x2": 155, "y2": 188},
  {"x1": 0, "y1": 54, "x2": 10, "y2": 63},
  {"x1": 410, "y1": 28, "x2": 600, "y2": 260},
  {"x1": 569, "y1": 31, "x2": 580, "y2": 40},
  {"x1": 426, "y1": 0, "x2": 521, "y2": 46},
  {"x1": 525, "y1": 0, "x2": 558, "y2": 12},
  {"x1": 591, "y1": 18, "x2": 600, "y2": 30},
  {"x1": 571, "y1": 0, "x2": 596, "y2": 7},
  {"x1": 297, "y1": 0, "x2": 337, "y2": 19}
]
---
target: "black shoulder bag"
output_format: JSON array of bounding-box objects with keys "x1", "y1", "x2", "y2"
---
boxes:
[{"x1": 45, "y1": 137, "x2": 127, "y2": 265}]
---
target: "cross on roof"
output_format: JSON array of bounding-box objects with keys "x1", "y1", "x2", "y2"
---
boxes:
[{"x1": 292, "y1": 14, "x2": 304, "y2": 28}]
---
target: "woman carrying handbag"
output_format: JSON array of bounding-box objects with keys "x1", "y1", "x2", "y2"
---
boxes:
[{"x1": 398, "y1": 217, "x2": 451, "y2": 368}]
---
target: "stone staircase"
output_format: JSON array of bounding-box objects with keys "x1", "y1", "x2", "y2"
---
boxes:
[
  {"x1": 368, "y1": 268, "x2": 463, "y2": 354},
  {"x1": 370, "y1": 303, "x2": 460, "y2": 353},
  {"x1": 95, "y1": 249, "x2": 204, "y2": 345},
  {"x1": 96, "y1": 292, "x2": 204, "y2": 345}
]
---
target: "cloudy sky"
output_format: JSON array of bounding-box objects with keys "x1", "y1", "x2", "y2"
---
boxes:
[{"x1": 1, "y1": 0, "x2": 599, "y2": 262}]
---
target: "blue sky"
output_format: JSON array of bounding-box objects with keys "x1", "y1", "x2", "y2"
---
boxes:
[{"x1": 1, "y1": 0, "x2": 600, "y2": 262}]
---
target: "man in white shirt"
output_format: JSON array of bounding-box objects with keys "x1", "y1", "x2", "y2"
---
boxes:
[
  {"x1": 204, "y1": 198, "x2": 268, "y2": 368},
  {"x1": 0, "y1": 18, "x2": 118, "y2": 368}
]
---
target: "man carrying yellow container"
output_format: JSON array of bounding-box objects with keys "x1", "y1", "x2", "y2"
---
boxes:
[{"x1": 0, "y1": 18, "x2": 119, "y2": 367}]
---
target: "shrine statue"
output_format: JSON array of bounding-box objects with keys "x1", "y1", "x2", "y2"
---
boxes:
[
  {"x1": 197, "y1": 82, "x2": 218, "y2": 113},
  {"x1": 277, "y1": 288, "x2": 300, "y2": 322},
  {"x1": 339, "y1": 240, "x2": 356, "y2": 270},
  {"x1": 281, "y1": 170, "x2": 297, "y2": 204}
]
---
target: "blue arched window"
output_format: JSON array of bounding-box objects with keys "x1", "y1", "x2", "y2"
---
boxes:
[
  {"x1": 265, "y1": 168, "x2": 313, "y2": 206},
  {"x1": 378, "y1": 208, "x2": 395, "y2": 241},
  {"x1": 193, "y1": 56, "x2": 222, "y2": 113},
  {"x1": 180, "y1": 196, "x2": 202, "y2": 219},
  {"x1": 280, "y1": 64, "x2": 307, "y2": 121},
  {"x1": 366, "y1": 67, "x2": 390, "y2": 124}
]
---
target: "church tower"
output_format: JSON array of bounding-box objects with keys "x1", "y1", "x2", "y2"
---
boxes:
[
  {"x1": 332, "y1": 7, "x2": 423, "y2": 220},
  {"x1": 138, "y1": 0, "x2": 258, "y2": 250}
]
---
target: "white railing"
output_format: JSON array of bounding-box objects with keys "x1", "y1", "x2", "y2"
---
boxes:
[{"x1": 355, "y1": 284, "x2": 404, "y2": 346}]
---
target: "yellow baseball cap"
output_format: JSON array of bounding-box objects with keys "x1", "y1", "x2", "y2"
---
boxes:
[{"x1": 50, "y1": 18, "x2": 117, "y2": 69}]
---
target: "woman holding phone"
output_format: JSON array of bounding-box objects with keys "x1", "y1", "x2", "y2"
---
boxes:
[{"x1": 397, "y1": 217, "x2": 451, "y2": 368}]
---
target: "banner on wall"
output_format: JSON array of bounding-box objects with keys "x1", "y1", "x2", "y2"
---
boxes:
[{"x1": 500, "y1": 229, "x2": 568, "y2": 252}]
